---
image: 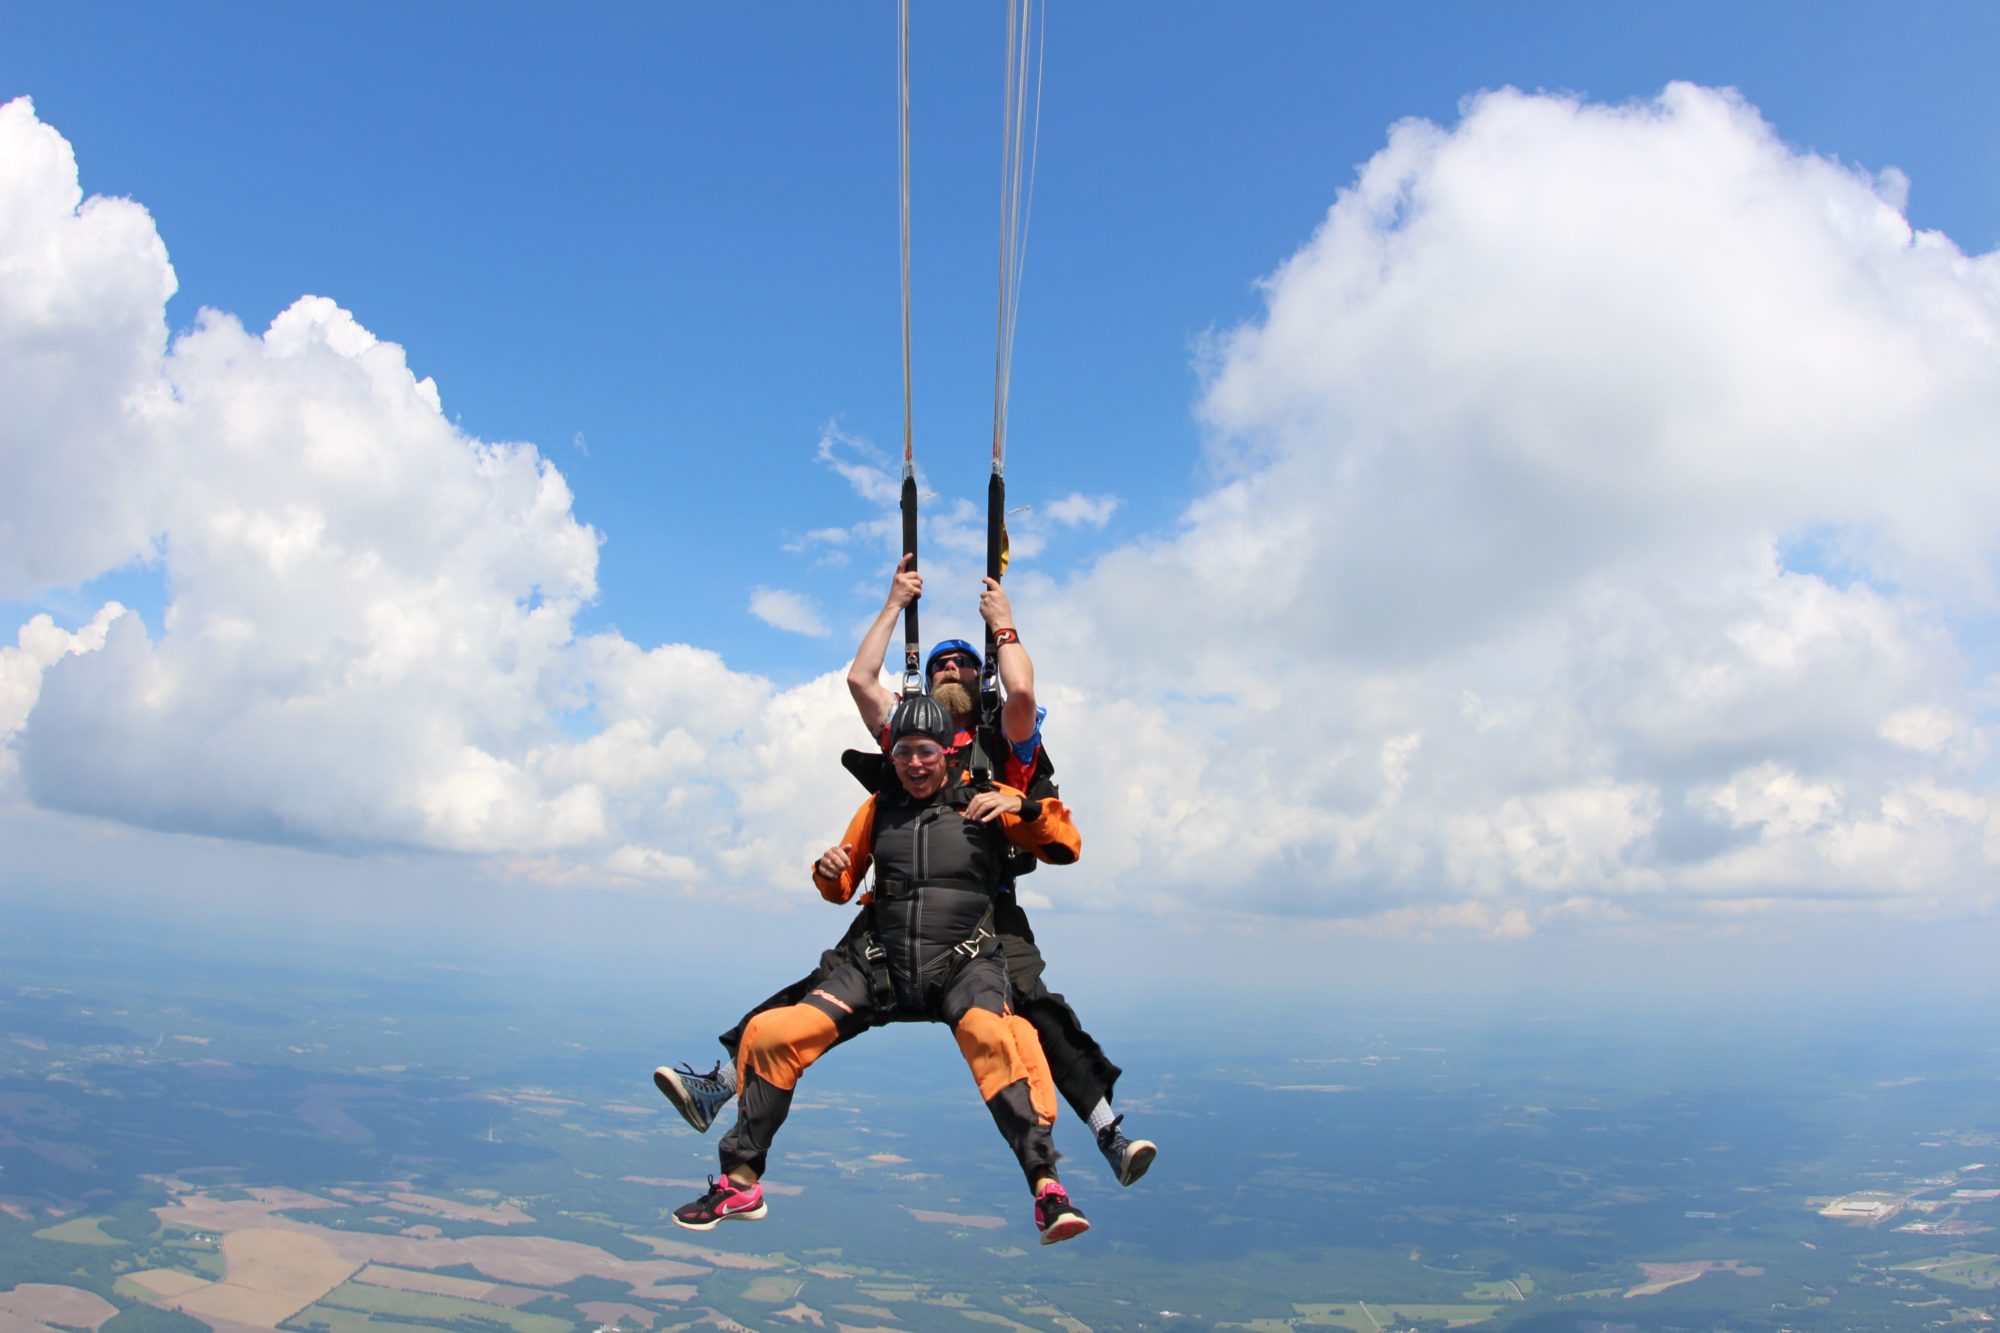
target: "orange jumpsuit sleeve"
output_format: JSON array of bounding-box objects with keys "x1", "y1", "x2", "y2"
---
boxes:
[
  {"x1": 995, "y1": 784, "x2": 1081, "y2": 866},
  {"x1": 810, "y1": 797, "x2": 878, "y2": 903}
]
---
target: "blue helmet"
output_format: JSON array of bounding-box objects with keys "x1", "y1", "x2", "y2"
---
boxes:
[{"x1": 925, "y1": 638, "x2": 982, "y2": 677}]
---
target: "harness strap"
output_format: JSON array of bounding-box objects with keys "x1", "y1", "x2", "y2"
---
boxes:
[
  {"x1": 953, "y1": 923, "x2": 998, "y2": 960},
  {"x1": 858, "y1": 932, "x2": 896, "y2": 1012}
]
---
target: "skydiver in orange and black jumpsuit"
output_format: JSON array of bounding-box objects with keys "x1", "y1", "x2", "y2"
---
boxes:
[
  {"x1": 669, "y1": 694, "x2": 1091, "y2": 1244},
  {"x1": 655, "y1": 559, "x2": 1155, "y2": 1185}
]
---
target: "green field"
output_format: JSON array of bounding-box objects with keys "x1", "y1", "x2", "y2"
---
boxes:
[
  {"x1": 281, "y1": 1309, "x2": 449, "y2": 1333},
  {"x1": 298, "y1": 1280, "x2": 573, "y2": 1333},
  {"x1": 1897, "y1": 1252, "x2": 2000, "y2": 1290},
  {"x1": 33, "y1": 1216, "x2": 122, "y2": 1246},
  {"x1": 1227, "y1": 1301, "x2": 1505, "y2": 1331},
  {"x1": 741, "y1": 1274, "x2": 802, "y2": 1302},
  {"x1": 1368, "y1": 1303, "x2": 1503, "y2": 1327}
]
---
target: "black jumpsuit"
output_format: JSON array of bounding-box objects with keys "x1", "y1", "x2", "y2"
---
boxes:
[
  {"x1": 716, "y1": 778, "x2": 1080, "y2": 1186},
  {"x1": 715, "y1": 735, "x2": 1121, "y2": 1121}
]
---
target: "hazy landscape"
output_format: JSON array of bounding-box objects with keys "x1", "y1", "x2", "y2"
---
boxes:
[{"x1": 2, "y1": 902, "x2": 1997, "y2": 1331}]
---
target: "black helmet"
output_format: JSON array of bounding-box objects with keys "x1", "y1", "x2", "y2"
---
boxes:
[{"x1": 888, "y1": 692, "x2": 955, "y2": 747}]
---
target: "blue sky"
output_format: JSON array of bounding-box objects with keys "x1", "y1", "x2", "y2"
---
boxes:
[
  {"x1": 5, "y1": 3, "x2": 2000, "y2": 997},
  {"x1": 13, "y1": 2, "x2": 1998, "y2": 668}
]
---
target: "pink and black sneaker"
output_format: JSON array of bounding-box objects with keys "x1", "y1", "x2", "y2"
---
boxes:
[
  {"x1": 1033, "y1": 1179, "x2": 1089, "y2": 1245},
  {"x1": 673, "y1": 1174, "x2": 768, "y2": 1230}
]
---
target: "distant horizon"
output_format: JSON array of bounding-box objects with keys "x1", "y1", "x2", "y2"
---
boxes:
[
  {"x1": 7, "y1": 882, "x2": 1996, "y2": 1034},
  {"x1": 5, "y1": 909, "x2": 1998, "y2": 1330}
]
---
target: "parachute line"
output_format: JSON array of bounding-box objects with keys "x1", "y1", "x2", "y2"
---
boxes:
[
  {"x1": 991, "y1": 0, "x2": 1045, "y2": 478},
  {"x1": 898, "y1": 0, "x2": 922, "y2": 693}
]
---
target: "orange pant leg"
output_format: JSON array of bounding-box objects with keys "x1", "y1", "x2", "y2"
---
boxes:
[
  {"x1": 953, "y1": 1007, "x2": 1057, "y2": 1127},
  {"x1": 738, "y1": 1004, "x2": 840, "y2": 1093}
]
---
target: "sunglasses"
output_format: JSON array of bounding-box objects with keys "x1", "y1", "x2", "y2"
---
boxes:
[{"x1": 929, "y1": 652, "x2": 979, "y2": 673}]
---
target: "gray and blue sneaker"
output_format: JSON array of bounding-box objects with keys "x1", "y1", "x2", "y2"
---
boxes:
[
  {"x1": 653, "y1": 1061, "x2": 734, "y2": 1134},
  {"x1": 1096, "y1": 1114, "x2": 1157, "y2": 1186}
]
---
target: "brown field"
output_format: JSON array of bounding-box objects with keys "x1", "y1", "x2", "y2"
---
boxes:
[
  {"x1": 0, "y1": 1283, "x2": 119, "y2": 1330},
  {"x1": 352, "y1": 1263, "x2": 544, "y2": 1307},
  {"x1": 577, "y1": 1301, "x2": 657, "y2": 1328},
  {"x1": 170, "y1": 1228, "x2": 359, "y2": 1328},
  {"x1": 386, "y1": 1192, "x2": 533, "y2": 1225},
  {"x1": 1626, "y1": 1259, "x2": 1761, "y2": 1297},
  {"x1": 124, "y1": 1270, "x2": 213, "y2": 1300},
  {"x1": 686, "y1": 1313, "x2": 756, "y2": 1333},
  {"x1": 903, "y1": 1207, "x2": 1006, "y2": 1230},
  {"x1": 772, "y1": 1301, "x2": 826, "y2": 1326},
  {"x1": 442, "y1": 1236, "x2": 698, "y2": 1298},
  {"x1": 0, "y1": 1312, "x2": 60, "y2": 1333},
  {"x1": 624, "y1": 1175, "x2": 806, "y2": 1197},
  {"x1": 154, "y1": 1191, "x2": 708, "y2": 1303},
  {"x1": 637, "y1": 1235, "x2": 787, "y2": 1271}
]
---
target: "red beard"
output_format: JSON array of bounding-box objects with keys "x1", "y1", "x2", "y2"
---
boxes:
[{"x1": 931, "y1": 680, "x2": 976, "y2": 721}]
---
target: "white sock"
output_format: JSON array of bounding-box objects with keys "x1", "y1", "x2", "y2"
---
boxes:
[
  {"x1": 719, "y1": 1062, "x2": 738, "y2": 1091},
  {"x1": 1086, "y1": 1098, "x2": 1116, "y2": 1135}
]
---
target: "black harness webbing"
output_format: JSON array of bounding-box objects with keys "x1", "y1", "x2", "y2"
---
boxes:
[
  {"x1": 859, "y1": 929, "x2": 895, "y2": 1011},
  {"x1": 845, "y1": 781, "x2": 1007, "y2": 1017}
]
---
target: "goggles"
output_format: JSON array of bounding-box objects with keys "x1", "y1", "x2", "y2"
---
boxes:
[
  {"x1": 925, "y1": 638, "x2": 983, "y2": 677},
  {"x1": 890, "y1": 739, "x2": 947, "y2": 762}
]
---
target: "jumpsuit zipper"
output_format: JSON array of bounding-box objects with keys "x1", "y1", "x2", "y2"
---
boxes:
[{"x1": 906, "y1": 806, "x2": 934, "y2": 1000}]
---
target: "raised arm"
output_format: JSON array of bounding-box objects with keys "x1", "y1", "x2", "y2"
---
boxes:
[
  {"x1": 847, "y1": 554, "x2": 922, "y2": 739},
  {"x1": 979, "y1": 578, "x2": 1037, "y2": 744}
]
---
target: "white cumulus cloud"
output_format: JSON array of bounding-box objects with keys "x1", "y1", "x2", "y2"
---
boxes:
[
  {"x1": 749, "y1": 587, "x2": 830, "y2": 637},
  {"x1": 0, "y1": 98, "x2": 176, "y2": 595},
  {"x1": 1022, "y1": 83, "x2": 2000, "y2": 927},
  {"x1": 0, "y1": 96, "x2": 865, "y2": 886},
  {"x1": 6, "y1": 86, "x2": 2000, "y2": 936},
  {"x1": 1042, "y1": 493, "x2": 1121, "y2": 529}
]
